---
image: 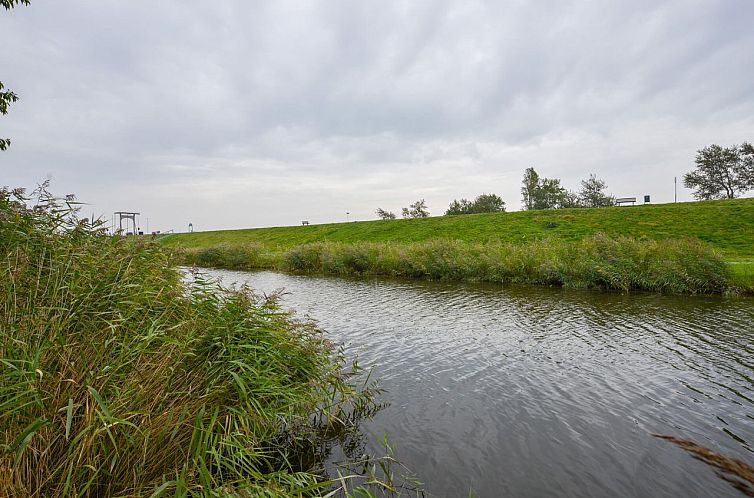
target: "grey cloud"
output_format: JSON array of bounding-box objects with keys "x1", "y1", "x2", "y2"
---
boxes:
[{"x1": 1, "y1": 0, "x2": 753, "y2": 230}]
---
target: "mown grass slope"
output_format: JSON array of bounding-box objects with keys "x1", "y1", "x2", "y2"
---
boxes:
[{"x1": 160, "y1": 198, "x2": 754, "y2": 259}]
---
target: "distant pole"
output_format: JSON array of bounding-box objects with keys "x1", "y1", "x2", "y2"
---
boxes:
[
  {"x1": 346, "y1": 212, "x2": 350, "y2": 222},
  {"x1": 674, "y1": 176, "x2": 677, "y2": 203},
  {"x1": 146, "y1": 218, "x2": 150, "y2": 234}
]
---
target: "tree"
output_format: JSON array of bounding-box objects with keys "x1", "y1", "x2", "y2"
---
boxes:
[
  {"x1": 375, "y1": 207, "x2": 396, "y2": 220},
  {"x1": 0, "y1": 82, "x2": 18, "y2": 151},
  {"x1": 1, "y1": 1, "x2": 31, "y2": 8},
  {"x1": 445, "y1": 199, "x2": 473, "y2": 215},
  {"x1": 683, "y1": 143, "x2": 754, "y2": 200},
  {"x1": 579, "y1": 174, "x2": 615, "y2": 207},
  {"x1": 401, "y1": 199, "x2": 429, "y2": 218},
  {"x1": 1, "y1": 0, "x2": 30, "y2": 151},
  {"x1": 560, "y1": 189, "x2": 582, "y2": 208},
  {"x1": 472, "y1": 193, "x2": 505, "y2": 213},
  {"x1": 445, "y1": 193, "x2": 506, "y2": 215},
  {"x1": 521, "y1": 168, "x2": 573, "y2": 210},
  {"x1": 521, "y1": 167, "x2": 539, "y2": 210},
  {"x1": 534, "y1": 178, "x2": 567, "y2": 209},
  {"x1": 522, "y1": 168, "x2": 616, "y2": 210}
]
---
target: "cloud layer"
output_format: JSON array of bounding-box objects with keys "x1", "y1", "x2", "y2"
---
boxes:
[{"x1": 2, "y1": 0, "x2": 753, "y2": 231}]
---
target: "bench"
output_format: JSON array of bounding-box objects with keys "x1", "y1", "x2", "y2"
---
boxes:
[
  {"x1": 301, "y1": 220, "x2": 310, "y2": 226},
  {"x1": 616, "y1": 197, "x2": 636, "y2": 206}
]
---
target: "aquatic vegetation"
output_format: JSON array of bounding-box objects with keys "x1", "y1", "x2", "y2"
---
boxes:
[
  {"x1": 180, "y1": 242, "x2": 272, "y2": 270},
  {"x1": 655, "y1": 435, "x2": 754, "y2": 497},
  {"x1": 0, "y1": 187, "x2": 396, "y2": 496},
  {"x1": 180, "y1": 235, "x2": 736, "y2": 294},
  {"x1": 728, "y1": 262, "x2": 754, "y2": 294}
]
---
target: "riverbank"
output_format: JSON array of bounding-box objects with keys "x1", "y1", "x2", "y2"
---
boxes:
[
  {"x1": 162, "y1": 199, "x2": 754, "y2": 294},
  {"x1": 161, "y1": 198, "x2": 754, "y2": 259},
  {"x1": 176, "y1": 235, "x2": 751, "y2": 295},
  {"x1": 0, "y1": 190, "x2": 385, "y2": 496}
]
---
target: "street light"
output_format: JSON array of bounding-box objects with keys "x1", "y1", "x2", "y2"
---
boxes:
[{"x1": 674, "y1": 176, "x2": 677, "y2": 203}]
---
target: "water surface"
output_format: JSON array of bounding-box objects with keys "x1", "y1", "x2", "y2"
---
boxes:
[{"x1": 205, "y1": 269, "x2": 754, "y2": 497}]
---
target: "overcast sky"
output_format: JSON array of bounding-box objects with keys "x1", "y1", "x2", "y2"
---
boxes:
[{"x1": 2, "y1": 1, "x2": 753, "y2": 232}]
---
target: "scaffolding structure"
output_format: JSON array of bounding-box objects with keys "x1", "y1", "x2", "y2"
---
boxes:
[{"x1": 114, "y1": 211, "x2": 140, "y2": 235}]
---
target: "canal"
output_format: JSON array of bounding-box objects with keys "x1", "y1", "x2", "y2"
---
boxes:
[{"x1": 204, "y1": 269, "x2": 753, "y2": 497}]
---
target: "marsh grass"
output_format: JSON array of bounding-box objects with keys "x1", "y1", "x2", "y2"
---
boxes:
[
  {"x1": 180, "y1": 243, "x2": 277, "y2": 271},
  {"x1": 728, "y1": 262, "x2": 754, "y2": 294},
  {"x1": 180, "y1": 235, "x2": 735, "y2": 294},
  {"x1": 0, "y1": 187, "x2": 402, "y2": 497}
]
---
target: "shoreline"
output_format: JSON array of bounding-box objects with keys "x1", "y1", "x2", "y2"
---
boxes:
[{"x1": 175, "y1": 235, "x2": 753, "y2": 295}]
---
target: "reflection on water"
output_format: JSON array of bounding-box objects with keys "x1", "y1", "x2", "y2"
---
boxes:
[{"x1": 205, "y1": 269, "x2": 754, "y2": 497}]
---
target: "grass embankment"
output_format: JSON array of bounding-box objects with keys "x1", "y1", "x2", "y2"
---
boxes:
[
  {"x1": 163, "y1": 199, "x2": 754, "y2": 294},
  {"x1": 0, "y1": 190, "x2": 386, "y2": 496},
  {"x1": 162, "y1": 198, "x2": 754, "y2": 258}
]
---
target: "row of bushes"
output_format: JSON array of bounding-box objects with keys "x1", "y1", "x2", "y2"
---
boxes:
[
  {"x1": 179, "y1": 235, "x2": 736, "y2": 294},
  {"x1": 0, "y1": 188, "x2": 382, "y2": 496}
]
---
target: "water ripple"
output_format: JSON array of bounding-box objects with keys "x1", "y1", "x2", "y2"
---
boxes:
[{"x1": 205, "y1": 270, "x2": 754, "y2": 498}]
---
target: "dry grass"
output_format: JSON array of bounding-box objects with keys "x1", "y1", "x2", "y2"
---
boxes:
[{"x1": 655, "y1": 434, "x2": 754, "y2": 497}]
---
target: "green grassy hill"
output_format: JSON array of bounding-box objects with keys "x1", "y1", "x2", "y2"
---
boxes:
[{"x1": 161, "y1": 198, "x2": 754, "y2": 259}]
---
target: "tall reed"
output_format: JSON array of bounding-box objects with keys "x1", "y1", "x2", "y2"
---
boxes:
[
  {"x1": 277, "y1": 235, "x2": 733, "y2": 294},
  {"x1": 181, "y1": 235, "x2": 734, "y2": 294},
  {"x1": 0, "y1": 187, "x2": 383, "y2": 496}
]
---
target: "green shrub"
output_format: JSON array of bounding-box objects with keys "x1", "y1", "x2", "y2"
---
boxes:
[
  {"x1": 283, "y1": 243, "x2": 325, "y2": 273},
  {"x1": 181, "y1": 243, "x2": 265, "y2": 270}
]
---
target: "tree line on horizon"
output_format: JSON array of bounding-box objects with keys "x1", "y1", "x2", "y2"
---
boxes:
[
  {"x1": 376, "y1": 169, "x2": 616, "y2": 219},
  {"x1": 377, "y1": 142, "x2": 754, "y2": 219}
]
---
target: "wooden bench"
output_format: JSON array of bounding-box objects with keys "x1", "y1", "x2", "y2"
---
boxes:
[{"x1": 616, "y1": 197, "x2": 636, "y2": 206}]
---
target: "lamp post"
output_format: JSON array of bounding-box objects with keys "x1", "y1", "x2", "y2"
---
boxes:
[{"x1": 674, "y1": 176, "x2": 677, "y2": 203}]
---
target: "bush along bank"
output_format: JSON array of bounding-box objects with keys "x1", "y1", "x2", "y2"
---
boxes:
[
  {"x1": 0, "y1": 188, "x2": 395, "y2": 497},
  {"x1": 179, "y1": 235, "x2": 744, "y2": 295}
]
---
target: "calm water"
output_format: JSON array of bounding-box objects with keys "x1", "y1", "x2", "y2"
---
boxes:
[{"x1": 204, "y1": 269, "x2": 753, "y2": 497}]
